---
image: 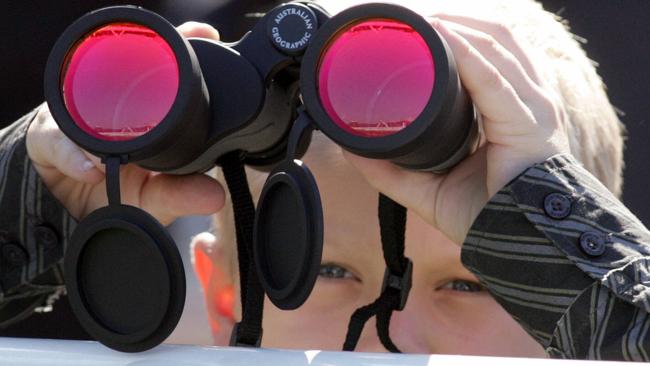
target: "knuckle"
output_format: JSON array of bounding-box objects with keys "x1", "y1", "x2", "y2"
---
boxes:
[
  {"x1": 534, "y1": 90, "x2": 565, "y2": 130},
  {"x1": 455, "y1": 39, "x2": 474, "y2": 61},
  {"x1": 479, "y1": 34, "x2": 500, "y2": 55},
  {"x1": 492, "y1": 22, "x2": 513, "y2": 40},
  {"x1": 481, "y1": 67, "x2": 505, "y2": 91},
  {"x1": 537, "y1": 91, "x2": 560, "y2": 118},
  {"x1": 29, "y1": 108, "x2": 51, "y2": 137}
]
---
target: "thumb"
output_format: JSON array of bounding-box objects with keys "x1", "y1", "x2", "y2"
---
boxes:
[
  {"x1": 342, "y1": 150, "x2": 444, "y2": 229},
  {"x1": 27, "y1": 105, "x2": 104, "y2": 184}
]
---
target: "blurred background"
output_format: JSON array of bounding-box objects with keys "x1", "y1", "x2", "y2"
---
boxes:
[{"x1": 1, "y1": 0, "x2": 649, "y2": 345}]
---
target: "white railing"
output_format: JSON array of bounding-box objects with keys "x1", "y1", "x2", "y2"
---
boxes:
[{"x1": 0, "y1": 338, "x2": 642, "y2": 366}]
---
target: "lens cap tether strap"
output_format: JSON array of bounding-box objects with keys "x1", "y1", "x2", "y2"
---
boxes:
[
  {"x1": 65, "y1": 156, "x2": 186, "y2": 352},
  {"x1": 220, "y1": 152, "x2": 264, "y2": 347},
  {"x1": 343, "y1": 194, "x2": 412, "y2": 353},
  {"x1": 253, "y1": 110, "x2": 324, "y2": 311}
]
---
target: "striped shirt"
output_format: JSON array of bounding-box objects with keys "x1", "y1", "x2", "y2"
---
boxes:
[
  {"x1": 0, "y1": 107, "x2": 73, "y2": 326},
  {"x1": 1, "y1": 110, "x2": 650, "y2": 359},
  {"x1": 462, "y1": 154, "x2": 650, "y2": 360}
]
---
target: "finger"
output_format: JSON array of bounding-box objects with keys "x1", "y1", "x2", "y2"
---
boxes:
[
  {"x1": 434, "y1": 14, "x2": 545, "y2": 86},
  {"x1": 50, "y1": 135, "x2": 105, "y2": 183},
  {"x1": 140, "y1": 173, "x2": 225, "y2": 226},
  {"x1": 28, "y1": 107, "x2": 104, "y2": 183},
  {"x1": 81, "y1": 149, "x2": 105, "y2": 173},
  {"x1": 429, "y1": 19, "x2": 537, "y2": 142},
  {"x1": 438, "y1": 20, "x2": 546, "y2": 107},
  {"x1": 342, "y1": 150, "x2": 444, "y2": 229},
  {"x1": 177, "y1": 21, "x2": 220, "y2": 40}
]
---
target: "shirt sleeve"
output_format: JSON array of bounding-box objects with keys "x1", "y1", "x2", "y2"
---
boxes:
[
  {"x1": 461, "y1": 154, "x2": 650, "y2": 360},
  {"x1": 0, "y1": 106, "x2": 76, "y2": 327}
]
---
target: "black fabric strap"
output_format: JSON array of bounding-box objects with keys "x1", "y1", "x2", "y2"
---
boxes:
[
  {"x1": 378, "y1": 194, "x2": 408, "y2": 276},
  {"x1": 103, "y1": 156, "x2": 123, "y2": 207},
  {"x1": 376, "y1": 296, "x2": 400, "y2": 353},
  {"x1": 343, "y1": 292, "x2": 385, "y2": 351},
  {"x1": 342, "y1": 194, "x2": 411, "y2": 353},
  {"x1": 219, "y1": 152, "x2": 264, "y2": 347}
]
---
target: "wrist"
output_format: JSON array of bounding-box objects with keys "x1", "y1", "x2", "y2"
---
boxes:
[{"x1": 489, "y1": 133, "x2": 570, "y2": 197}]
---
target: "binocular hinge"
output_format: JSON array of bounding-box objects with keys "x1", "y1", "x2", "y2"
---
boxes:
[{"x1": 286, "y1": 109, "x2": 315, "y2": 160}]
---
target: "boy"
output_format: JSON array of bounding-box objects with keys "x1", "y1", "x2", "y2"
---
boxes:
[{"x1": 5, "y1": 0, "x2": 647, "y2": 360}]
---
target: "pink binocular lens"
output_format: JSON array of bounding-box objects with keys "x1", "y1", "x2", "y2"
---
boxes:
[
  {"x1": 318, "y1": 19, "x2": 435, "y2": 138},
  {"x1": 62, "y1": 23, "x2": 179, "y2": 141}
]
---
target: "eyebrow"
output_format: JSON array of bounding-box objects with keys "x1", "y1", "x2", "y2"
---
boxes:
[{"x1": 322, "y1": 232, "x2": 381, "y2": 263}]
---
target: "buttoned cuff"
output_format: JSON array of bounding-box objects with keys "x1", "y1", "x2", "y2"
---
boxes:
[
  {"x1": 0, "y1": 106, "x2": 76, "y2": 301},
  {"x1": 461, "y1": 153, "x2": 650, "y2": 346},
  {"x1": 505, "y1": 154, "x2": 650, "y2": 311}
]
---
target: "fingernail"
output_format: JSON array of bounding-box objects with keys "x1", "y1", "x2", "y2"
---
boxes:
[{"x1": 81, "y1": 160, "x2": 95, "y2": 172}]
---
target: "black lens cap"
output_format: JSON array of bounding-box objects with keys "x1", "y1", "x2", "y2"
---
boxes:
[
  {"x1": 254, "y1": 160, "x2": 323, "y2": 310},
  {"x1": 65, "y1": 205, "x2": 185, "y2": 352}
]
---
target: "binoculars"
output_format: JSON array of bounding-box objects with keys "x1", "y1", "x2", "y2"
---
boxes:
[{"x1": 44, "y1": 1, "x2": 479, "y2": 352}]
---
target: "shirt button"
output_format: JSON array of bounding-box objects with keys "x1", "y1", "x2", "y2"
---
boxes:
[
  {"x1": 35, "y1": 225, "x2": 59, "y2": 249},
  {"x1": 579, "y1": 231, "x2": 607, "y2": 257},
  {"x1": 632, "y1": 284, "x2": 645, "y2": 296},
  {"x1": 544, "y1": 193, "x2": 572, "y2": 219},
  {"x1": 613, "y1": 272, "x2": 628, "y2": 286},
  {"x1": 1, "y1": 243, "x2": 28, "y2": 267}
]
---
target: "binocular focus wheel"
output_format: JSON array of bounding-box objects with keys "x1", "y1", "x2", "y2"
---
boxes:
[
  {"x1": 65, "y1": 205, "x2": 185, "y2": 353},
  {"x1": 254, "y1": 160, "x2": 323, "y2": 310}
]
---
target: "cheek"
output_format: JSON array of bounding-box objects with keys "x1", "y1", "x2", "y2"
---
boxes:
[
  {"x1": 431, "y1": 294, "x2": 545, "y2": 357},
  {"x1": 261, "y1": 280, "x2": 364, "y2": 350}
]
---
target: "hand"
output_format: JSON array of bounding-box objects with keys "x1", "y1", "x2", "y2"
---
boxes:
[
  {"x1": 343, "y1": 15, "x2": 571, "y2": 244},
  {"x1": 26, "y1": 22, "x2": 224, "y2": 225}
]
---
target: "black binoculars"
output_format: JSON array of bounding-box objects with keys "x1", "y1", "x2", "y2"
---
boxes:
[{"x1": 44, "y1": 1, "x2": 478, "y2": 352}]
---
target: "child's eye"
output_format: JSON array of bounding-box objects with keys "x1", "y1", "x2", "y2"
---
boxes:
[
  {"x1": 437, "y1": 280, "x2": 485, "y2": 293},
  {"x1": 319, "y1": 263, "x2": 359, "y2": 281}
]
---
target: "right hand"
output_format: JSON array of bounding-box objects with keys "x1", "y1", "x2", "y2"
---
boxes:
[
  {"x1": 26, "y1": 22, "x2": 225, "y2": 225},
  {"x1": 343, "y1": 16, "x2": 571, "y2": 245}
]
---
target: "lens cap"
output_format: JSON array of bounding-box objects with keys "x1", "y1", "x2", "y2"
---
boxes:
[
  {"x1": 254, "y1": 160, "x2": 323, "y2": 310},
  {"x1": 65, "y1": 205, "x2": 185, "y2": 352}
]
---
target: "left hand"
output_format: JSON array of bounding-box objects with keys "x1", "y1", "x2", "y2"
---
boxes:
[
  {"x1": 27, "y1": 22, "x2": 225, "y2": 225},
  {"x1": 343, "y1": 14, "x2": 571, "y2": 244}
]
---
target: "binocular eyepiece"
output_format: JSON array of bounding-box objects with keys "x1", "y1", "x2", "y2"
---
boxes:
[{"x1": 44, "y1": 1, "x2": 479, "y2": 353}]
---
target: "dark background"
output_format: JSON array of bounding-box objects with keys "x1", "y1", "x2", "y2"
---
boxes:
[
  {"x1": 542, "y1": 0, "x2": 650, "y2": 228},
  {"x1": 0, "y1": 0, "x2": 649, "y2": 339}
]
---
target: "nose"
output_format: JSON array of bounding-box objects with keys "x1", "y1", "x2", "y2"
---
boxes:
[
  {"x1": 385, "y1": 298, "x2": 434, "y2": 354},
  {"x1": 352, "y1": 317, "x2": 391, "y2": 353},
  {"x1": 351, "y1": 296, "x2": 435, "y2": 354}
]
